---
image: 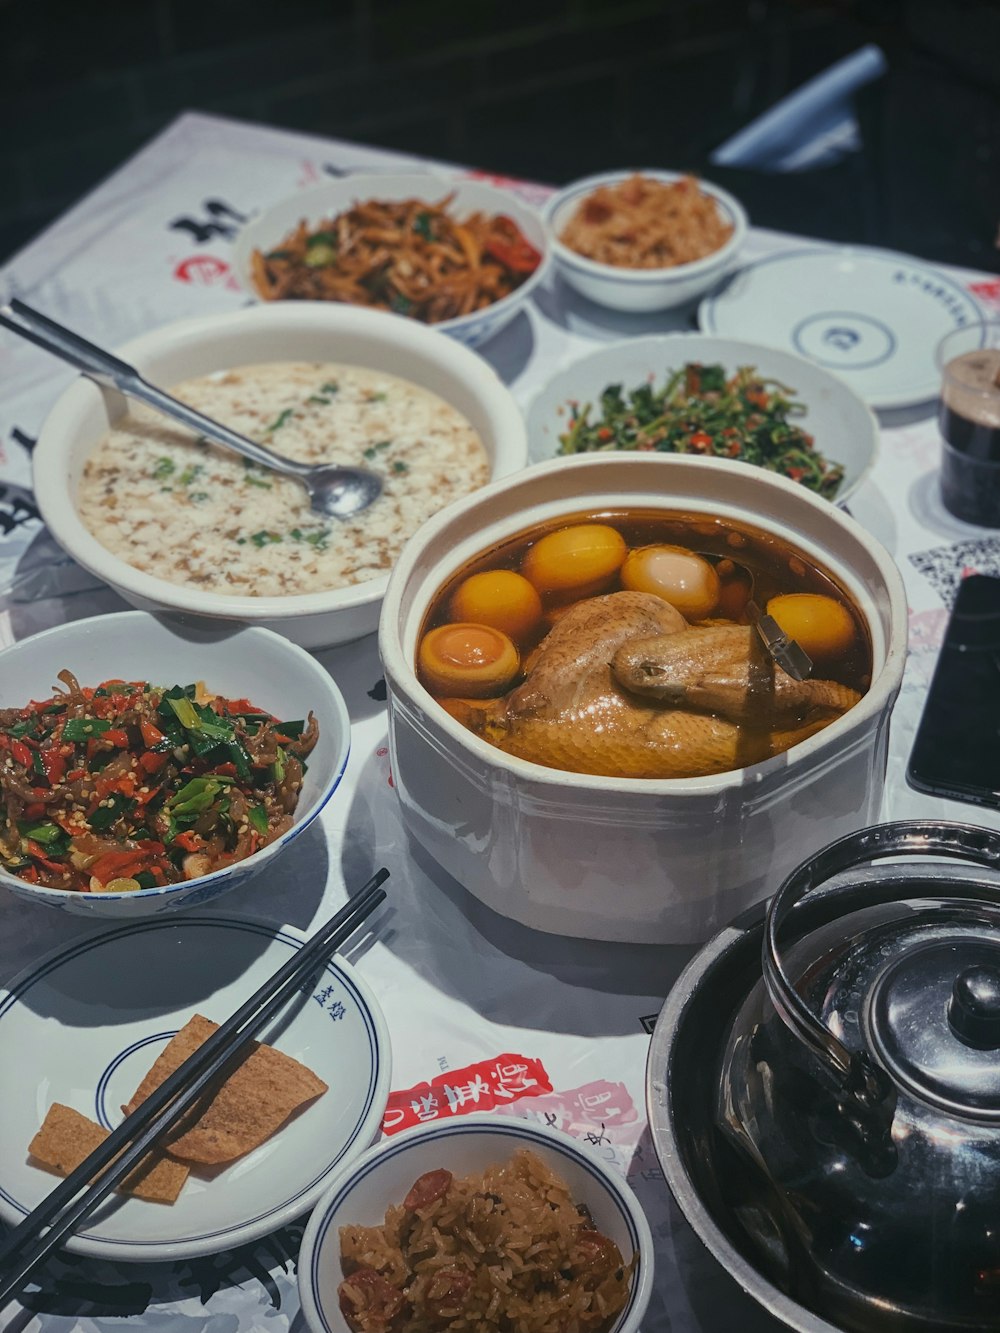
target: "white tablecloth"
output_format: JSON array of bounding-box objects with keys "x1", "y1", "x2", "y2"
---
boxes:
[{"x1": 2, "y1": 111, "x2": 1000, "y2": 1333}]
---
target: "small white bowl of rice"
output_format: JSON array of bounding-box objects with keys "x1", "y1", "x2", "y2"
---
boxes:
[
  {"x1": 32, "y1": 303, "x2": 527, "y2": 650},
  {"x1": 298, "y1": 1113, "x2": 654, "y2": 1333}
]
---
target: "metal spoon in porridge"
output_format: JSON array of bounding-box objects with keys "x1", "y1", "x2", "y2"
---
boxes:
[{"x1": 0, "y1": 300, "x2": 384, "y2": 520}]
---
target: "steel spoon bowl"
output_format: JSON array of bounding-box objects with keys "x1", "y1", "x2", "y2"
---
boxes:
[{"x1": 0, "y1": 299, "x2": 384, "y2": 521}]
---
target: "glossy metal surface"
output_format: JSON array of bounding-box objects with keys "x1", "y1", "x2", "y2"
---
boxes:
[
  {"x1": 0, "y1": 299, "x2": 384, "y2": 520},
  {"x1": 647, "y1": 825, "x2": 1000, "y2": 1332}
]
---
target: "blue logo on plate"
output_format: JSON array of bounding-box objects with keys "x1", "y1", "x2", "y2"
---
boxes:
[{"x1": 792, "y1": 311, "x2": 897, "y2": 370}]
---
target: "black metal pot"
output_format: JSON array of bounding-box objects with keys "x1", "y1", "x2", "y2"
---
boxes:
[{"x1": 646, "y1": 821, "x2": 1000, "y2": 1333}]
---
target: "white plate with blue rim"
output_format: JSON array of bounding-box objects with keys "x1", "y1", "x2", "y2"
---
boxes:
[
  {"x1": 0, "y1": 914, "x2": 391, "y2": 1261},
  {"x1": 699, "y1": 245, "x2": 986, "y2": 410}
]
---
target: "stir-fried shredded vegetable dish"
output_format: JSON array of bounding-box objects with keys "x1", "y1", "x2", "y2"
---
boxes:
[
  {"x1": 250, "y1": 194, "x2": 542, "y2": 322},
  {"x1": 558, "y1": 363, "x2": 845, "y2": 499},
  {"x1": 0, "y1": 672, "x2": 318, "y2": 893}
]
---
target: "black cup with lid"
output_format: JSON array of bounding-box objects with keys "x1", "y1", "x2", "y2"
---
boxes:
[{"x1": 647, "y1": 821, "x2": 1000, "y2": 1332}]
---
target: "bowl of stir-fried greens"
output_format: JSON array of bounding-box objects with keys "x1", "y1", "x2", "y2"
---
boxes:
[
  {"x1": 0, "y1": 612, "x2": 351, "y2": 917},
  {"x1": 526, "y1": 335, "x2": 878, "y2": 505}
]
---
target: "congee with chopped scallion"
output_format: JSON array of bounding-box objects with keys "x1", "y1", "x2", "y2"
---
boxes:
[{"x1": 77, "y1": 362, "x2": 489, "y2": 597}]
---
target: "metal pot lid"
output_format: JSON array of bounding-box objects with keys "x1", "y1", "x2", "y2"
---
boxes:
[
  {"x1": 648, "y1": 820, "x2": 1000, "y2": 1333},
  {"x1": 868, "y1": 935, "x2": 1000, "y2": 1118}
]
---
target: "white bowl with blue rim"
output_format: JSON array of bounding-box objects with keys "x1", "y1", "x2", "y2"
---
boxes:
[
  {"x1": 0, "y1": 610, "x2": 350, "y2": 918},
  {"x1": 0, "y1": 913, "x2": 390, "y2": 1259},
  {"x1": 699, "y1": 245, "x2": 986, "y2": 410},
  {"x1": 298, "y1": 1112, "x2": 654, "y2": 1333},
  {"x1": 232, "y1": 172, "x2": 551, "y2": 349},
  {"x1": 543, "y1": 169, "x2": 748, "y2": 313},
  {"x1": 527, "y1": 333, "x2": 878, "y2": 505}
]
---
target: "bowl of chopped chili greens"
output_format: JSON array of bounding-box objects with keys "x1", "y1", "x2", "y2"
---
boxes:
[
  {"x1": 0, "y1": 612, "x2": 351, "y2": 917},
  {"x1": 526, "y1": 335, "x2": 878, "y2": 504}
]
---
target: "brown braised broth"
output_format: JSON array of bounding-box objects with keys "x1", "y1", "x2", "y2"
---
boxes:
[{"x1": 416, "y1": 509, "x2": 871, "y2": 780}]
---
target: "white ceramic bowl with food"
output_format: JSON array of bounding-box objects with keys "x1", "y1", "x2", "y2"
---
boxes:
[
  {"x1": 31, "y1": 303, "x2": 528, "y2": 649},
  {"x1": 233, "y1": 172, "x2": 551, "y2": 348},
  {"x1": 543, "y1": 169, "x2": 748, "y2": 313},
  {"x1": 527, "y1": 333, "x2": 879, "y2": 505},
  {"x1": 0, "y1": 610, "x2": 350, "y2": 918},
  {"x1": 298, "y1": 1114, "x2": 654, "y2": 1333},
  {"x1": 379, "y1": 452, "x2": 908, "y2": 945}
]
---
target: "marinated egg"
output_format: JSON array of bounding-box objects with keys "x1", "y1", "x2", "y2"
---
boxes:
[
  {"x1": 521, "y1": 524, "x2": 626, "y2": 597},
  {"x1": 766, "y1": 593, "x2": 856, "y2": 662},
  {"x1": 418, "y1": 623, "x2": 520, "y2": 698},
  {"x1": 620, "y1": 545, "x2": 720, "y2": 620},
  {"x1": 449, "y1": 570, "x2": 543, "y2": 643}
]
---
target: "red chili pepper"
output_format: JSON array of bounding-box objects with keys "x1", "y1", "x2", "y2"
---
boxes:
[
  {"x1": 66, "y1": 768, "x2": 86, "y2": 782},
  {"x1": 41, "y1": 749, "x2": 67, "y2": 785},
  {"x1": 102, "y1": 728, "x2": 130, "y2": 748},
  {"x1": 133, "y1": 783, "x2": 163, "y2": 807},
  {"x1": 212, "y1": 762, "x2": 237, "y2": 778},
  {"x1": 89, "y1": 849, "x2": 157, "y2": 885},
  {"x1": 597, "y1": 427, "x2": 614, "y2": 442},
  {"x1": 140, "y1": 719, "x2": 166, "y2": 748},
  {"x1": 23, "y1": 802, "x2": 47, "y2": 820},
  {"x1": 139, "y1": 751, "x2": 168, "y2": 776},
  {"x1": 173, "y1": 831, "x2": 204, "y2": 854},
  {"x1": 95, "y1": 772, "x2": 137, "y2": 800},
  {"x1": 10, "y1": 739, "x2": 32, "y2": 768},
  {"x1": 25, "y1": 841, "x2": 66, "y2": 875},
  {"x1": 224, "y1": 699, "x2": 265, "y2": 716},
  {"x1": 483, "y1": 219, "x2": 541, "y2": 274}
]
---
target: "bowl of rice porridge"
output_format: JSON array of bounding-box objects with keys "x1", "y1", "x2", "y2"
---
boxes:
[{"x1": 33, "y1": 303, "x2": 527, "y2": 648}]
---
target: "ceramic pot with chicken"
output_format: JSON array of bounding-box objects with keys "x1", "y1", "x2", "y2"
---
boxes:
[{"x1": 378, "y1": 454, "x2": 907, "y2": 944}]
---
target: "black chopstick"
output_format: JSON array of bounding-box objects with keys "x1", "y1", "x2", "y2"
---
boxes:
[{"x1": 0, "y1": 869, "x2": 389, "y2": 1305}]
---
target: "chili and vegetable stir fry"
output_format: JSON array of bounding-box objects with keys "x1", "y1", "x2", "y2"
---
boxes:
[
  {"x1": 0, "y1": 672, "x2": 318, "y2": 893},
  {"x1": 558, "y1": 362, "x2": 845, "y2": 500}
]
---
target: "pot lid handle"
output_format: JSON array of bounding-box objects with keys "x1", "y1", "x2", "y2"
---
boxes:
[{"x1": 763, "y1": 821, "x2": 1000, "y2": 1101}]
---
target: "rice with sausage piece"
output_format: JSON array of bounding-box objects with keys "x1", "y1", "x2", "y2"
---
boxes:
[
  {"x1": 77, "y1": 362, "x2": 490, "y2": 599},
  {"x1": 338, "y1": 1149, "x2": 634, "y2": 1332}
]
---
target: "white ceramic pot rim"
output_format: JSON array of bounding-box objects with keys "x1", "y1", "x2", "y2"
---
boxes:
[
  {"x1": 33, "y1": 303, "x2": 526, "y2": 623},
  {"x1": 380, "y1": 452, "x2": 908, "y2": 798},
  {"x1": 543, "y1": 169, "x2": 748, "y2": 285},
  {"x1": 0, "y1": 611, "x2": 351, "y2": 906}
]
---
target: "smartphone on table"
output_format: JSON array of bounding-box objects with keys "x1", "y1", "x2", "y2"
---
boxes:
[{"x1": 907, "y1": 574, "x2": 1000, "y2": 809}]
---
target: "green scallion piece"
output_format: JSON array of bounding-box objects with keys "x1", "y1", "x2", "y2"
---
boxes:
[{"x1": 62, "y1": 717, "x2": 112, "y2": 742}]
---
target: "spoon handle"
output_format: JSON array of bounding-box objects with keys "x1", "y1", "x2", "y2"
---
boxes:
[{"x1": 1, "y1": 299, "x2": 309, "y2": 481}]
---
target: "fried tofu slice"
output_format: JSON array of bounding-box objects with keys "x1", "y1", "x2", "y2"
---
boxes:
[
  {"x1": 29, "y1": 1102, "x2": 189, "y2": 1204},
  {"x1": 122, "y1": 1013, "x2": 328, "y2": 1166}
]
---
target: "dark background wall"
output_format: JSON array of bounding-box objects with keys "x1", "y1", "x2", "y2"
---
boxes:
[{"x1": 2, "y1": 0, "x2": 998, "y2": 271}]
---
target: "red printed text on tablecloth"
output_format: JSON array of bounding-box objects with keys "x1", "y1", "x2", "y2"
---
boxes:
[
  {"x1": 382, "y1": 1055, "x2": 552, "y2": 1134},
  {"x1": 969, "y1": 279, "x2": 1000, "y2": 309}
]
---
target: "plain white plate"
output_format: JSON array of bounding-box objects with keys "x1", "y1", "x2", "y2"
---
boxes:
[
  {"x1": 526, "y1": 333, "x2": 878, "y2": 505},
  {"x1": 0, "y1": 915, "x2": 391, "y2": 1261},
  {"x1": 699, "y1": 246, "x2": 985, "y2": 410}
]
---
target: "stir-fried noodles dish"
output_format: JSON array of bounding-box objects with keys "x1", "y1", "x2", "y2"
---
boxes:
[{"x1": 250, "y1": 194, "x2": 542, "y2": 322}]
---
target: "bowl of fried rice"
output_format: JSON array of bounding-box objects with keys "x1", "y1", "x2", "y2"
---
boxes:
[
  {"x1": 297, "y1": 1113, "x2": 654, "y2": 1333},
  {"x1": 544, "y1": 169, "x2": 747, "y2": 313}
]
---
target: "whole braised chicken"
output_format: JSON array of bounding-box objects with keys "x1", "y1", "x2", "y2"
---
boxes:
[{"x1": 462, "y1": 591, "x2": 860, "y2": 779}]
